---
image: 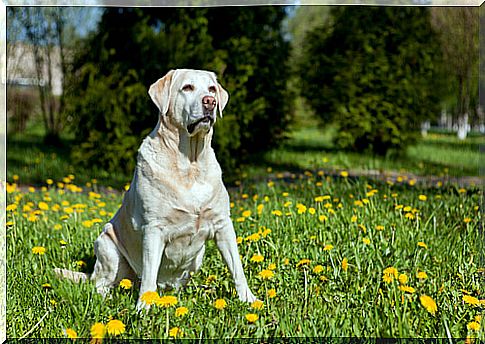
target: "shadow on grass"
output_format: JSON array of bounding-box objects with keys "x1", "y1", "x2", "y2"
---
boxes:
[{"x1": 7, "y1": 134, "x2": 132, "y2": 188}]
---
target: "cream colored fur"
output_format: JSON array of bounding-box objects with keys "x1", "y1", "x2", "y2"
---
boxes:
[{"x1": 58, "y1": 69, "x2": 256, "y2": 311}]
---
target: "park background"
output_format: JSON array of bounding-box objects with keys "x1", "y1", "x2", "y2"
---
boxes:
[{"x1": 5, "y1": 5, "x2": 484, "y2": 340}]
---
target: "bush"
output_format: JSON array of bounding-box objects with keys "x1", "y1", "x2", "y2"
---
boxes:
[
  {"x1": 299, "y1": 7, "x2": 442, "y2": 155},
  {"x1": 66, "y1": 7, "x2": 291, "y2": 176}
]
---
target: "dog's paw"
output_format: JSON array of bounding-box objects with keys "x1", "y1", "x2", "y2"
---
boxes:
[
  {"x1": 237, "y1": 288, "x2": 257, "y2": 303},
  {"x1": 136, "y1": 300, "x2": 152, "y2": 314}
]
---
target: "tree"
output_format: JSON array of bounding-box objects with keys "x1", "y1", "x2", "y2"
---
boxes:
[
  {"x1": 431, "y1": 8, "x2": 479, "y2": 139},
  {"x1": 298, "y1": 7, "x2": 442, "y2": 155},
  {"x1": 7, "y1": 7, "x2": 93, "y2": 144}
]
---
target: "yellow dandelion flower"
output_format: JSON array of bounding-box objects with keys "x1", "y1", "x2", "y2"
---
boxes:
[
  {"x1": 467, "y1": 321, "x2": 480, "y2": 331},
  {"x1": 420, "y1": 295, "x2": 437, "y2": 315},
  {"x1": 383, "y1": 267, "x2": 398, "y2": 279},
  {"x1": 319, "y1": 215, "x2": 328, "y2": 222},
  {"x1": 245, "y1": 313, "x2": 258, "y2": 323},
  {"x1": 417, "y1": 271, "x2": 428, "y2": 279},
  {"x1": 313, "y1": 265, "x2": 324, "y2": 274},
  {"x1": 308, "y1": 207, "x2": 316, "y2": 215},
  {"x1": 106, "y1": 319, "x2": 125, "y2": 336},
  {"x1": 28, "y1": 186, "x2": 36, "y2": 193},
  {"x1": 262, "y1": 228, "x2": 272, "y2": 237},
  {"x1": 32, "y1": 246, "x2": 46, "y2": 255},
  {"x1": 6, "y1": 204, "x2": 17, "y2": 211},
  {"x1": 398, "y1": 285, "x2": 415, "y2": 294},
  {"x1": 76, "y1": 260, "x2": 86, "y2": 268},
  {"x1": 296, "y1": 203, "x2": 307, "y2": 214},
  {"x1": 90, "y1": 322, "x2": 106, "y2": 338},
  {"x1": 272, "y1": 210, "x2": 282, "y2": 216},
  {"x1": 245, "y1": 233, "x2": 260, "y2": 242},
  {"x1": 417, "y1": 242, "x2": 427, "y2": 249},
  {"x1": 259, "y1": 269, "x2": 274, "y2": 280},
  {"x1": 157, "y1": 295, "x2": 178, "y2": 308},
  {"x1": 242, "y1": 210, "x2": 252, "y2": 218},
  {"x1": 474, "y1": 315, "x2": 482, "y2": 322},
  {"x1": 267, "y1": 263, "x2": 276, "y2": 271},
  {"x1": 169, "y1": 327, "x2": 183, "y2": 338},
  {"x1": 119, "y1": 279, "x2": 132, "y2": 289},
  {"x1": 464, "y1": 218, "x2": 471, "y2": 224},
  {"x1": 463, "y1": 295, "x2": 480, "y2": 306},
  {"x1": 250, "y1": 254, "x2": 264, "y2": 263},
  {"x1": 82, "y1": 220, "x2": 94, "y2": 228},
  {"x1": 6, "y1": 183, "x2": 17, "y2": 193},
  {"x1": 398, "y1": 274, "x2": 408, "y2": 285},
  {"x1": 323, "y1": 244, "x2": 334, "y2": 251},
  {"x1": 409, "y1": 179, "x2": 416, "y2": 186},
  {"x1": 340, "y1": 171, "x2": 349, "y2": 178},
  {"x1": 354, "y1": 200, "x2": 364, "y2": 207},
  {"x1": 418, "y1": 195, "x2": 427, "y2": 201},
  {"x1": 175, "y1": 306, "x2": 189, "y2": 317},
  {"x1": 140, "y1": 291, "x2": 160, "y2": 305},
  {"x1": 251, "y1": 300, "x2": 264, "y2": 310},
  {"x1": 53, "y1": 224, "x2": 62, "y2": 230},
  {"x1": 296, "y1": 259, "x2": 311, "y2": 267},
  {"x1": 38, "y1": 202, "x2": 49, "y2": 210},
  {"x1": 283, "y1": 258, "x2": 290, "y2": 265},
  {"x1": 63, "y1": 328, "x2": 78, "y2": 339},
  {"x1": 257, "y1": 204, "x2": 264, "y2": 215},
  {"x1": 214, "y1": 299, "x2": 227, "y2": 310},
  {"x1": 383, "y1": 274, "x2": 394, "y2": 283},
  {"x1": 351, "y1": 215, "x2": 357, "y2": 223},
  {"x1": 342, "y1": 258, "x2": 348, "y2": 271},
  {"x1": 267, "y1": 289, "x2": 277, "y2": 298},
  {"x1": 362, "y1": 237, "x2": 370, "y2": 245}
]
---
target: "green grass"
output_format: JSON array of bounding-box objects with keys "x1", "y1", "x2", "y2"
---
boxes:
[
  {"x1": 7, "y1": 121, "x2": 131, "y2": 189},
  {"x1": 247, "y1": 127, "x2": 484, "y2": 180},
  {"x1": 6, "y1": 172, "x2": 483, "y2": 339}
]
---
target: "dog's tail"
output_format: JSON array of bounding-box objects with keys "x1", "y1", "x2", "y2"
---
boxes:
[{"x1": 54, "y1": 267, "x2": 91, "y2": 283}]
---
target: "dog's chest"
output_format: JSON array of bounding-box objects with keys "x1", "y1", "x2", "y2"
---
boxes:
[{"x1": 184, "y1": 180, "x2": 214, "y2": 209}]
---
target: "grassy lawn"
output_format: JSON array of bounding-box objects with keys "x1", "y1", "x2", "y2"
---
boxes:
[
  {"x1": 252, "y1": 126, "x2": 484, "y2": 180},
  {"x1": 6, "y1": 171, "x2": 483, "y2": 339},
  {"x1": 6, "y1": 121, "x2": 484, "y2": 339}
]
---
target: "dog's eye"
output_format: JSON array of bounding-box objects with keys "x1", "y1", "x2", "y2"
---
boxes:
[
  {"x1": 208, "y1": 86, "x2": 216, "y2": 93},
  {"x1": 182, "y1": 84, "x2": 194, "y2": 92}
]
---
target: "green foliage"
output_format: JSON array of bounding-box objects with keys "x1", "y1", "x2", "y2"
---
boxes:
[
  {"x1": 66, "y1": 7, "x2": 291, "y2": 175},
  {"x1": 69, "y1": 65, "x2": 148, "y2": 174},
  {"x1": 299, "y1": 7, "x2": 442, "y2": 155}
]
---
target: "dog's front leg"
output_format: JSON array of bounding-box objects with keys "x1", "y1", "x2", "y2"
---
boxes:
[
  {"x1": 136, "y1": 227, "x2": 165, "y2": 312},
  {"x1": 215, "y1": 219, "x2": 256, "y2": 303}
]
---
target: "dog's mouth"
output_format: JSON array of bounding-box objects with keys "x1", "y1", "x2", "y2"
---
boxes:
[{"x1": 187, "y1": 115, "x2": 214, "y2": 134}]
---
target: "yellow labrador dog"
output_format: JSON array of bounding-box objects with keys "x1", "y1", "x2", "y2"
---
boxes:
[{"x1": 57, "y1": 69, "x2": 256, "y2": 310}]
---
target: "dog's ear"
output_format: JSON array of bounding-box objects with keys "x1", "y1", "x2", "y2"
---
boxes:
[
  {"x1": 216, "y1": 83, "x2": 229, "y2": 118},
  {"x1": 149, "y1": 70, "x2": 176, "y2": 116}
]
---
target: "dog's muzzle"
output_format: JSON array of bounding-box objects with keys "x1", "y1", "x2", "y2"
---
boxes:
[{"x1": 187, "y1": 115, "x2": 214, "y2": 134}]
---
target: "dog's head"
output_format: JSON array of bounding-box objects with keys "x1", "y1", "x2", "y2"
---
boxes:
[{"x1": 149, "y1": 69, "x2": 229, "y2": 137}]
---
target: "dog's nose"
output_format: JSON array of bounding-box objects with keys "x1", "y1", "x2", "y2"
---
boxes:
[{"x1": 202, "y1": 96, "x2": 216, "y2": 112}]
